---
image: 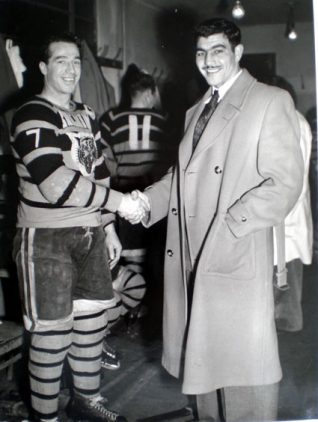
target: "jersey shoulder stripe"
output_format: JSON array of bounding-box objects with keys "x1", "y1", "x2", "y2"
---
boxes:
[{"x1": 12, "y1": 97, "x2": 60, "y2": 135}]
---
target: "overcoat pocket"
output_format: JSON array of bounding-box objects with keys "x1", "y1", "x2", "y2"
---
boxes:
[{"x1": 202, "y1": 218, "x2": 256, "y2": 279}]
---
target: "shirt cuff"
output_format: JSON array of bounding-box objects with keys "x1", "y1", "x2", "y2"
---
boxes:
[{"x1": 101, "y1": 211, "x2": 115, "y2": 227}]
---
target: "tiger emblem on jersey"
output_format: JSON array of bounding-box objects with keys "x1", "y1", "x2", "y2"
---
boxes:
[{"x1": 69, "y1": 132, "x2": 98, "y2": 176}]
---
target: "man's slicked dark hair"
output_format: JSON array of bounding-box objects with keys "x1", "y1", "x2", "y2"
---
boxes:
[
  {"x1": 128, "y1": 68, "x2": 156, "y2": 98},
  {"x1": 194, "y1": 18, "x2": 241, "y2": 50},
  {"x1": 40, "y1": 32, "x2": 81, "y2": 63}
]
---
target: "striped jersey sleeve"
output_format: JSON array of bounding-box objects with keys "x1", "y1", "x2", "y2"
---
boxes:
[{"x1": 11, "y1": 98, "x2": 122, "y2": 226}]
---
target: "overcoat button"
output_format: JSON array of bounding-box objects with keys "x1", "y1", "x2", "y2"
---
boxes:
[
  {"x1": 171, "y1": 208, "x2": 178, "y2": 215},
  {"x1": 241, "y1": 216, "x2": 247, "y2": 222},
  {"x1": 167, "y1": 249, "x2": 173, "y2": 257},
  {"x1": 214, "y1": 166, "x2": 222, "y2": 174}
]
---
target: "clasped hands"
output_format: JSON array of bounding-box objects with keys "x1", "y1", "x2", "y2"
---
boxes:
[{"x1": 117, "y1": 190, "x2": 150, "y2": 224}]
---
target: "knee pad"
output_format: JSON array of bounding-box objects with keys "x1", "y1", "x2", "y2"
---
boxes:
[{"x1": 24, "y1": 313, "x2": 73, "y2": 332}]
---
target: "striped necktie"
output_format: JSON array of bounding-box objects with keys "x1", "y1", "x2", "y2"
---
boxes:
[{"x1": 192, "y1": 90, "x2": 219, "y2": 152}]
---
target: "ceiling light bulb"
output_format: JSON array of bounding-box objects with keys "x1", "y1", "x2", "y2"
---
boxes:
[
  {"x1": 285, "y1": 4, "x2": 298, "y2": 41},
  {"x1": 232, "y1": 0, "x2": 245, "y2": 19},
  {"x1": 288, "y1": 28, "x2": 298, "y2": 40}
]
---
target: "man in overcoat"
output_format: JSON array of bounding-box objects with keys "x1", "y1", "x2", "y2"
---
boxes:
[{"x1": 130, "y1": 18, "x2": 304, "y2": 421}]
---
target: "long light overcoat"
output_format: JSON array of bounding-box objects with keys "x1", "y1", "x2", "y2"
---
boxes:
[{"x1": 145, "y1": 69, "x2": 303, "y2": 394}]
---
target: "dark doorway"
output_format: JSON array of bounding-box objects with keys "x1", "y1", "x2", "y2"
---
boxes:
[{"x1": 241, "y1": 53, "x2": 276, "y2": 83}]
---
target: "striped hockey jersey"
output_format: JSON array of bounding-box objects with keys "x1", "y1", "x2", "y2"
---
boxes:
[
  {"x1": 100, "y1": 108, "x2": 168, "y2": 192},
  {"x1": 11, "y1": 97, "x2": 122, "y2": 228}
]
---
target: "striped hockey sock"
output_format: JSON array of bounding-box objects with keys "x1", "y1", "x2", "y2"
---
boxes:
[
  {"x1": 68, "y1": 309, "x2": 107, "y2": 397},
  {"x1": 28, "y1": 327, "x2": 72, "y2": 420}
]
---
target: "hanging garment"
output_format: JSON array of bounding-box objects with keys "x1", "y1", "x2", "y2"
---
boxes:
[
  {"x1": 77, "y1": 40, "x2": 116, "y2": 118},
  {"x1": 0, "y1": 35, "x2": 21, "y2": 144},
  {"x1": 5, "y1": 39, "x2": 26, "y2": 89}
]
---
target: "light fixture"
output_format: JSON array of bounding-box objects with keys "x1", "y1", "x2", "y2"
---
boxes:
[
  {"x1": 285, "y1": 3, "x2": 298, "y2": 41},
  {"x1": 232, "y1": 0, "x2": 245, "y2": 19},
  {"x1": 288, "y1": 28, "x2": 298, "y2": 40}
]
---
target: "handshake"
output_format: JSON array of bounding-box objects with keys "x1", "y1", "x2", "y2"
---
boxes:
[{"x1": 117, "y1": 190, "x2": 150, "y2": 225}]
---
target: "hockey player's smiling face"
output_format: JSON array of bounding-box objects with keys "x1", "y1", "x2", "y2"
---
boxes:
[
  {"x1": 40, "y1": 41, "x2": 81, "y2": 99},
  {"x1": 196, "y1": 33, "x2": 243, "y2": 88}
]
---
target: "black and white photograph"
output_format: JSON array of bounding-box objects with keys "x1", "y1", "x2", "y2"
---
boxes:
[{"x1": 0, "y1": 1, "x2": 317, "y2": 421}]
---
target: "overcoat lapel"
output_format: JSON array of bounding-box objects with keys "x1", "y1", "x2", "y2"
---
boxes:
[
  {"x1": 178, "y1": 90, "x2": 211, "y2": 170},
  {"x1": 180, "y1": 70, "x2": 257, "y2": 168}
]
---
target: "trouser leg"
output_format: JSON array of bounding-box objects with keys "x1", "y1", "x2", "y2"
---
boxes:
[
  {"x1": 196, "y1": 390, "x2": 220, "y2": 421},
  {"x1": 196, "y1": 383, "x2": 279, "y2": 422},
  {"x1": 224, "y1": 383, "x2": 279, "y2": 421}
]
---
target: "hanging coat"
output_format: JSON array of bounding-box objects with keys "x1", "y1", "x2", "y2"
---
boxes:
[{"x1": 144, "y1": 69, "x2": 303, "y2": 394}]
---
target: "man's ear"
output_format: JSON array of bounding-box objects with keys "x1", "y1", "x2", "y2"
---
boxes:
[
  {"x1": 234, "y1": 44, "x2": 244, "y2": 63},
  {"x1": 145, "y1": 89, "x2": 153, "y2": 107},
  {"x1": 39, "y1": 61, "x2": 47, "y2": 76}
]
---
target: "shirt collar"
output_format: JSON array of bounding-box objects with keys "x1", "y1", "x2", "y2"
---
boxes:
[{"x1": 204, "y1": 69, "x2": 242, "y2": 104}]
